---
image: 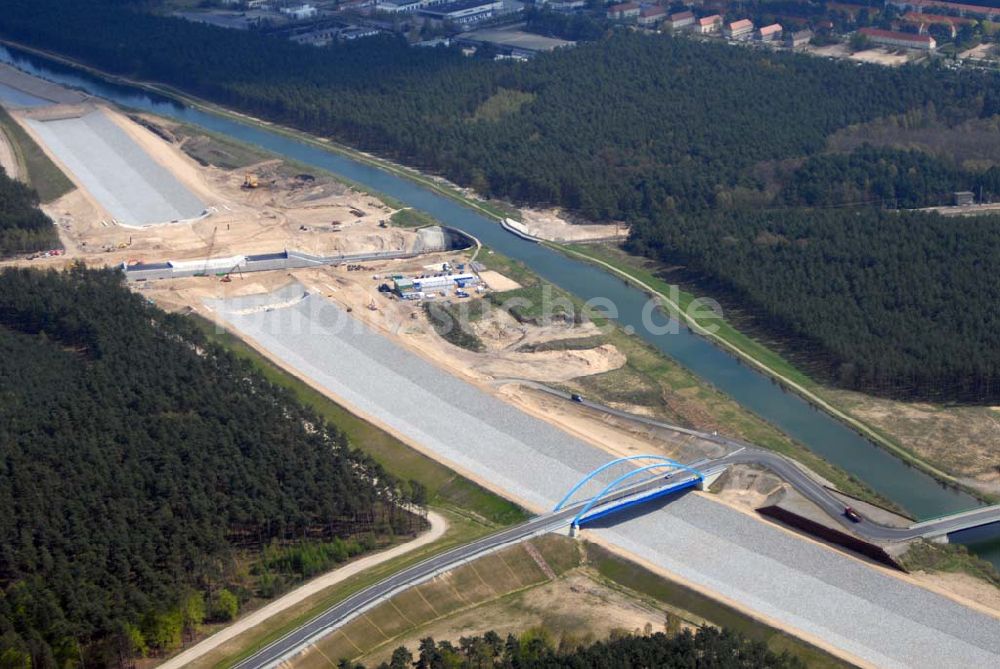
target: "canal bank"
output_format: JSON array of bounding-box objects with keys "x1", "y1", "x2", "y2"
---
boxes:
[{"x1": 0, "y1": 44, "x2": 989, "y2": 527}]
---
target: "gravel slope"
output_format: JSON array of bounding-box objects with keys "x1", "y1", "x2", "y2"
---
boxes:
[
  {"x1": 27, "y1": 110, "x2": 204, "y2": 226},
  {"x1": 210, "y1": 287, "x2": 1000, "y2": 668}
]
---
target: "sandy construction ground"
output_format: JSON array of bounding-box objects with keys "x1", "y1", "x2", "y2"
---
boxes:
[
  {"x1": 476, "y1": 269, "x2": 521, "y2": 292},
  {"x1": 520, "y1": 206, "x2": 628, "y2": 243},
  {"x1": 144, "y1": 259, "x2": 626, "y2": 388},
  {"x1": 360, "y1": 570, "x2": 666, "y2": 668},
  {"x1": 6, "y1": 105, "x2": 433, "y2": 269},
  {"x1": 203, "y1": 286, "x2": 1000, "y2": 668},
  {"x1": 159, "y1": 511, "x2": 447, "y2": 669},
  {"x1": 849, "y1": 47, "x2": 913, "y2": 67}
]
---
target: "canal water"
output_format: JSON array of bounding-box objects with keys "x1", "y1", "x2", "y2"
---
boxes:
[{"x1": 5, "y1": 46, "x2": 997, "y2": 558}]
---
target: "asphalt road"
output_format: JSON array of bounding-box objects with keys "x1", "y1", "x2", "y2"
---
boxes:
[
  {"x1": 232, "y1": 472, "x2": 701, "y2": 669},
  {"x1": 238, "y1": 381, "x2": 1000, "y2": 668},
  {"x1": 519, "y1": 380, "x2": 1000, "y2": 542}
]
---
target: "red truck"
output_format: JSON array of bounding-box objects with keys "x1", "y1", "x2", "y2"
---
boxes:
[{"x1": 844, "y1": 506, "x2": 862, "y2": 523}]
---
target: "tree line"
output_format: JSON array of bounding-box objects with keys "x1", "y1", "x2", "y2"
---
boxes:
[
  {"x1": 6, "y1": 0, "x2": 1000, "y2": 399},
  {"x1": 0, "y1": 167, "x2": 59, "y2": 257},
  {"x1": 628, "y1": 207, "x2": 1000, "y2": 401},
  {"x1": 366, "y1": 628, "x2": 803, "y2": 669},
  {"x1": 782, "y1": 144, "x2": 1000, "y2": 208},
  {"x1": 0, "y1": 267, "x2": 426, "y2": 667}
]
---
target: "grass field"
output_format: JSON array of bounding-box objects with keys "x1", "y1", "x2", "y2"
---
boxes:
[
  {"x1": 390, "y1": 208, "x2": 437, "y2": 228},
  {"x1": 585, "y1": 543, "x2": 851, "y2": 669},
  {"x1": 0, "y1": 106, "x2": 74, "y2": 202},
  {"x1": 184, "y1": 509, "x2": 498, "y2": 669},
  {"x1": 285, "y1": 535, "x2": 851, "y2": 669},
  {"x1": 900, "y1": 540, "x2": 1000, "y2": 587},
  {"x1": 294, "y1": 536, "x2": 577, "y2": 668},
  {"x1": 557, "y1": 242, "x2": 968, "y2": 504},
  {"x1": 476, "y1": 248, "x2": 894, "y2": 510}
]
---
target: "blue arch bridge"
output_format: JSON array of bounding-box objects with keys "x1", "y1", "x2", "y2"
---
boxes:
[{"x1": 556, "y1": 455, "x2": 725, "y2": 532}]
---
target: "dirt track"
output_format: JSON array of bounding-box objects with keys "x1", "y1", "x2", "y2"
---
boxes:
[{"x1": 159, "y1": 511, "x2": 447, "y2": 669}]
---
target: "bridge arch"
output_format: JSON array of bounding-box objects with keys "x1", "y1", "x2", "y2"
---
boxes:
[
  {"x1": 553, "y1": 455, "x2": 703, "y2": 526},
  {"x1": 571, "y1": 462, "x2": 702, "y2": 528}
]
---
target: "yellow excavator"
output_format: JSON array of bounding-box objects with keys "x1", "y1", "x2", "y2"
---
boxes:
[{"x1": 243, "y1": 173, "x2": 259, "y2": 189}]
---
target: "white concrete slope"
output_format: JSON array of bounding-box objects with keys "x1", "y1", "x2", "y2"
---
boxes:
[{"x1": 208, "y1": 287, "x2": 1000, "y2": 669}]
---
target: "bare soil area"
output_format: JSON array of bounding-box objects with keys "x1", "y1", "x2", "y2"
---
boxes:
[
  {"x1": 359, "y1": 570, "x2": 665, "y2": 668},
  {"x1": 520, "y1": 206, "x2": 628, "y2": 243},
  {"x1": 907, "y1": 571, "x2": 1000, "y2": 617},
  {"x1": 477, "y1": 269, "x2": 521, "y2": 292},
  {"x1": 6, "y1": 105, "x2": 431, "y2": 270},
  {"x1": 499, "y1": 386, "x2": 729, "y2": 464},
  {"x1": 804, "y1": 43, "x2": 912, "y2": 67},
  {"x1": 825, "y1": 388, "x2": 1000, "y2": 495},
  {"x1": 848, "y1": 48, "x2": 912, "y2": 67}
]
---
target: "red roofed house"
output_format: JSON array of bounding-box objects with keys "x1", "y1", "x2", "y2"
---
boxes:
[
  {"x1": 900, "y1": 11, "x2": 975, "y2": 38},
  {"x1": 666, "y1": 10, "x2": 696, "y2": 30},
  {"x1": 757, "y1": 23, "x2": 783, "y2": 42},
  {"x1": 887, "y1": 0, "x2": 998, "y2": 21},
  {"x1": 724, "y1": 18, "x2": 754, "y2": 39},
  {"x1": 607, "y1": 2, "x2": 641, "y2": 20},
  {"x1": 692, "y1": 14, "x2": 722, "y2": 33},
  {"x1": 638, "y1": 6, "x2": 667, "y2": 26},
  {"x1": 858, "y1": 27, "x2": 937, "y2": 51}
]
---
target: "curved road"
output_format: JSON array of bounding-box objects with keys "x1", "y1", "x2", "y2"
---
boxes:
[
  {"x1": 233, "y1": 470, "x2": 702, "y2": 669},
  {"x1": 510, "y1": 379, "x2": 1000, "y2": 542},
  {"x1": 235, "y1": 382, "x2": 1000, "y2": 668}
]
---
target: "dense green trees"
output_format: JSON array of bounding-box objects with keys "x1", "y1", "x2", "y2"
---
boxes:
[
  {"x1": 6, "y1": 0, "x2": 1000, "y2": 399},
  {"x1": 372, "y1": 628, "x2": 803, "y2": 668},
  {"x1": 0, "y1": 167, "x2": 58, "y2": 257},
  {"x1": 783, "y1": 144, "x2": 1000, "y2": 208},
  {"x1": 5, "y1": 1, "x2": 999, "y2": 221},
  {"x1": 629, "y1": 208, "x2": 1000, "y2": 401},
  {"x1": 0, "y1": 267, "x2": 424, "y2": 666}
]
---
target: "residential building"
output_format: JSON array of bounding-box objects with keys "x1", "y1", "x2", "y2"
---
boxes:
[
  {"x1": 858, "y1": 26, "x2": 937, "y2": 50},
  {"x1": 419, "y1": 0, "x2": 503, "y2": 25},
  {"x1": 886, "y1": 0, "x2": 998, "y2": 21},
  {"x1": 666, "y1": 10, "x2": 696, "y2": 30},
  {"x1": 607, "y1": 2, "x2": 641, "y2": 21},
  {"x1": 724, "y1": 18, "x2": 754, "y2": 39},
  {"x1": 692, "y1": 14, "x2": 722, "y2": 33},
  {"x1": 280, "y1": 3, "x2": 317, "y2": 20},
  {"x1": 638, "y1": 6, "x2": 667, "y2": 26},
  {"x1": 377, "y1": 0, "x2": 425, "y2": 12},
  {"x1": 545, "y1": 0, "x2": 587, "y2": 10},
  {"x1": 900, "y1": 11, "x2": 975, "y2": 37},
  {"x1": 784, "y1": 28, "x2": 813, "y2": 48},
  {"x1": 757, "y1": 23, "x2": 782, "y2": 42}
]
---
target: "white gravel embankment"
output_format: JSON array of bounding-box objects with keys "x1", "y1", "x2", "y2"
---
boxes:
[
  {"x1": 209, "y1": 287, "x2": 1000, "y2": 668},
  {"x1": 26, "y1": 110, "x2": 204, "y2": 226}
]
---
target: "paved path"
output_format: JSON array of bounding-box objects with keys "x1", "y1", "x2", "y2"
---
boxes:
[
  {"x1": 210, "y1": 290, "x2": 1000, "y2": 669},
  {"x1": 160, "y1": 512, "x2": 447, "y2": 669},
  {"x1": 515, "y1": 380, "x2": 1000, "y2": 541}
]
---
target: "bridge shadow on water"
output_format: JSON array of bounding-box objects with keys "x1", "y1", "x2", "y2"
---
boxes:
[{"x1": 576, "y1": 489, "x2": 696, "y2": 531}]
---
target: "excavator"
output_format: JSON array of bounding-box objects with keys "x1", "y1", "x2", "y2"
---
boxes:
[{"x1": 242, "y1": 173, "x2": 259, "y2": 189}]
